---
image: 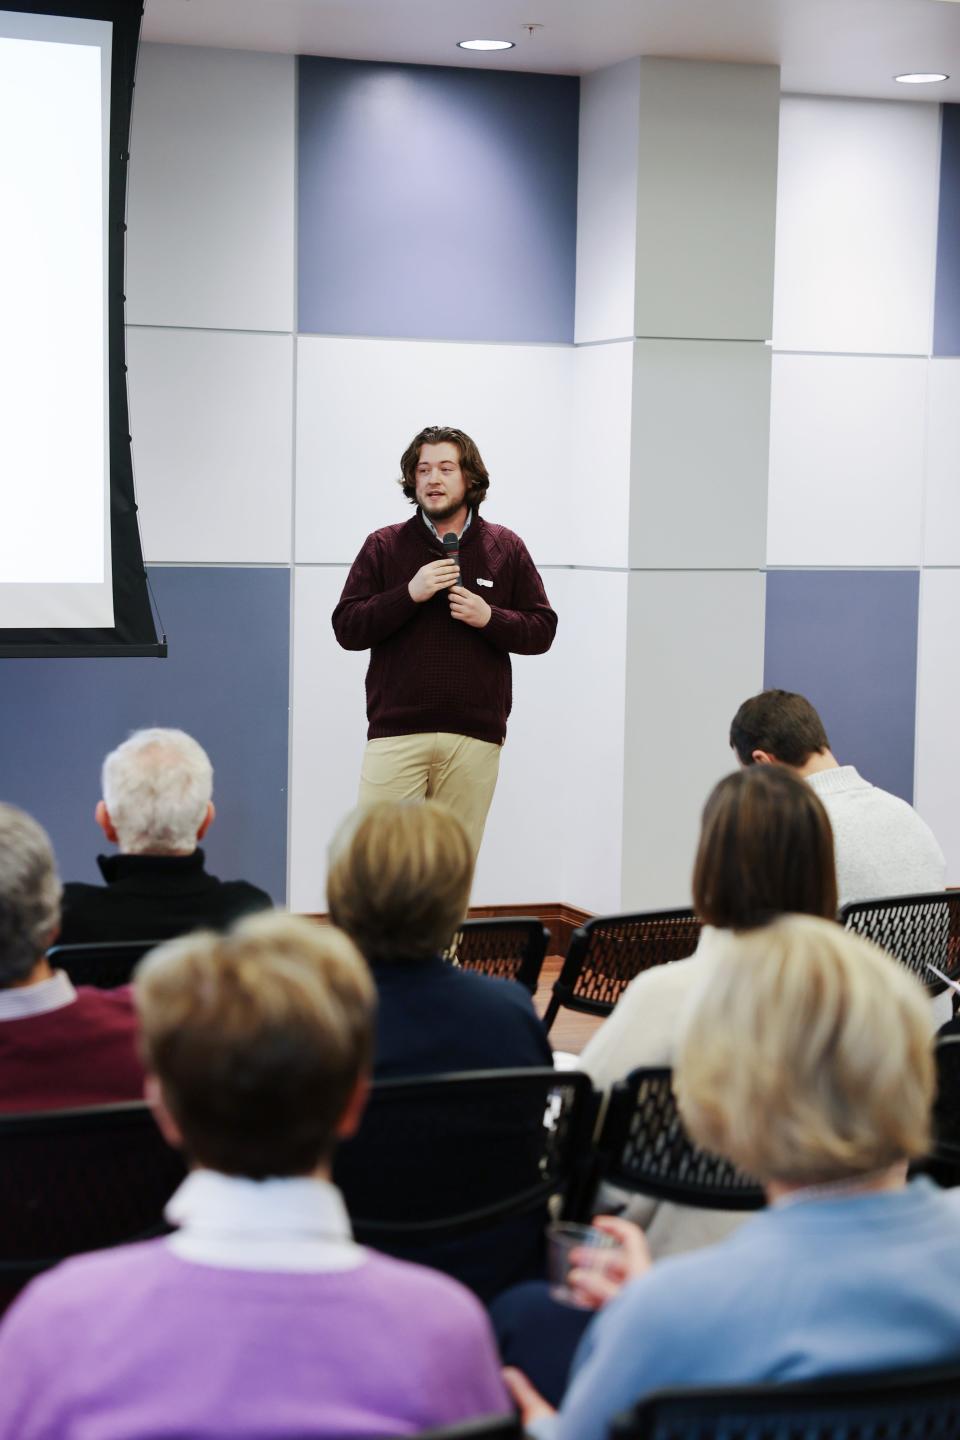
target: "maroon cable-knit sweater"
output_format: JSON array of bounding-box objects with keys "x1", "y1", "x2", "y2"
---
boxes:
[{"x1": 332, "y1": 513, "x2": 557, "y2": 744}]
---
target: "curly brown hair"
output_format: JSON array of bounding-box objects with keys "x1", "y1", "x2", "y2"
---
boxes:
[{"x1": 398, "y1": 426, "x2": 490, "y2": 509}]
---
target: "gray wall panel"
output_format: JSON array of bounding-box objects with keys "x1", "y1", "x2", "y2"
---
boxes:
[
  {"x1": 764, "y1": 569, "x2": 919, "y2": 803},
  {"x1": 0, "y1": 568, "x2": 289, "y2": 902}
]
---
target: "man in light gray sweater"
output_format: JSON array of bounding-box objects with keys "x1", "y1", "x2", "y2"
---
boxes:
[{"x1": 729, "y1": 689, "x2": 946, "y2": 906}]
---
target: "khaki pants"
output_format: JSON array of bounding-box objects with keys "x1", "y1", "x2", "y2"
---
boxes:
[{"x1": 359, "y1": 732, "x2": 502, "y2": 858}]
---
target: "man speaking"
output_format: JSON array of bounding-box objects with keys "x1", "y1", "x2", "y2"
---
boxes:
[{"x1": 332, "y1": 425, "x2": 557, "y2": 858}]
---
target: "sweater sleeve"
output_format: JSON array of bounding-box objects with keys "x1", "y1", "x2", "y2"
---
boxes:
[
  {"x1": 483, "y1": 538, "x2": 558, "y2": 656},
  {"x1": 331, "y1": 534, "x2": 420, "y2": 652}
]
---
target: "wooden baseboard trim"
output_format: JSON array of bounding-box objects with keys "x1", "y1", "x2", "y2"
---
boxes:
[{"x1": 308, "y1": 902, "x2": 593, "y2": 956}]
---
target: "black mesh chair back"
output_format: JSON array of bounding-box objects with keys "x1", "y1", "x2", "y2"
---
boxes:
[
  {"x1": 596, "y1": 1067, "x2": 765, "y2": 1211},
  {"x1": 414, "y1": 1415, "x2": 523, "y2": 1440},
  {"x1": 47, "y1": 939, "x2": 160, "y2": 989},
  {"x1": 543, "y1": 909, "x2": 701, "y2": 1031},
  {"x1": 611, "y1": 1366, "x2": 960, "y2": 1440},
  {"x1": 840, "y1": 891, "x2": 960, "y2": 996},
  {"x1": 920, "y1": 1033, "x2": 960, "y2": 1188},
  {"x1": 446, "y1": 918, "x2": 550, "y2": 992},
  {"x1": 0, "y1": 1101, "x2": 186, "y2": 1311},
  {"x1": 335, "y1": 1068, "x2": 598, "y2": 1241}
]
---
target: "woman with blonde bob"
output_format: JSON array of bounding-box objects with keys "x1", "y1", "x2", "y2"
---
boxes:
[{"x1": 504, "y1": 916, "x2": 960, "y2": 1440}]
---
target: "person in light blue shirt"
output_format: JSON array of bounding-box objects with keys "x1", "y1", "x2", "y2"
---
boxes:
[{"x1": 503, "y1": 915, "x2": 960, "y2": 1440}]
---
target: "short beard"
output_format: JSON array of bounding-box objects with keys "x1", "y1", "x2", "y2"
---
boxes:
[{"x1": 421, "y1": 496, "x2": 467, "y2": 525}]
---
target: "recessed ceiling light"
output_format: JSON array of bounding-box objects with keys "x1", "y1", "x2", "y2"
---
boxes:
[
  {"x1": 457, "y1": 39, "x2": 515, "y2": 52},
  {"x1": 894, "y1": 72, "x2": 949, "y2": 84}
]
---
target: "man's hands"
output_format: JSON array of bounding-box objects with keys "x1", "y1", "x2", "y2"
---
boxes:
[
  {"x1": 407, "y1": 562, "x2": 492, "y2": 628},
  {"x1": 408, "y1": 559, "x2": 459, "y2": 604},
  {"x1": 502, "y1": 1368, "x2": 556, "y2": 1428},
  {"x1": 449, "y1": 586, "x2": 491, "y2": 628},
  {"x1": 566, "y1": 1216, "x2": 652, "y2": 1309}
]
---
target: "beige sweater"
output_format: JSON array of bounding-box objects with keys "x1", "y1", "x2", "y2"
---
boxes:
[{"x1": 578, "y1": 926, "x2": 750, "y2": 1259}]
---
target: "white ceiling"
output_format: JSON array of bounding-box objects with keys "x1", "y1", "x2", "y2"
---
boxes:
[{"x1": 142, "y1": 0, "x2": 960, "y2": 102}]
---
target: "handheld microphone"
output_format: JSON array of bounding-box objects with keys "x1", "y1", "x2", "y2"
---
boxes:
[{"x1": 442, "y1": 531, "x2": 460, "y2": 584}]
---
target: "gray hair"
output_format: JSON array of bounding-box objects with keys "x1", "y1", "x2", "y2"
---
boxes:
[
  {"x1": 0, "y1": 804, "x2": 62, "y2": 985},
  {"x1": 102, "y1": 729, "x2": 213, "y2": 854}
]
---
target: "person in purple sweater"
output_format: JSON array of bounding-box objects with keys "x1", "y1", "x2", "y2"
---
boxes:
[
  {"x1": 332, "y1": 424, "x2": 557, "y2": 858},
  {"x1": 0, "y1": 912, "x2": 511, "y2": 1440}
]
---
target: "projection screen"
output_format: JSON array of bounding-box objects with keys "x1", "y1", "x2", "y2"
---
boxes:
[{"x1": 0, "y1": 1, "x2": 162, "y2": 657}]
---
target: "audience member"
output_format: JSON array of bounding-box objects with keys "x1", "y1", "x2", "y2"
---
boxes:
[
  {"x1": 0, "y1": 913, "x2": 510, "y2": 1438},
  {"x1": 729, "y1": 689, "x2": 946, "y2": 904},
  {"x1": 0, "y1": 803, "x2": 143, "y2": 1112},
  {"x1": 577, "y1": 766, "x2": 837, "y2": 1256},
  {"x1": 327, "y1": 799, "x2": 553, "y2": 1300},
  {"x1": 59, "y1": 728, "x2": 272, "y2": 944},
  {"x1": 500, "y1": 916, "x2": 960, "y2": 1440},
  {"x1": 327, "y1": 799, "x2": 552, "y2": 1076}
]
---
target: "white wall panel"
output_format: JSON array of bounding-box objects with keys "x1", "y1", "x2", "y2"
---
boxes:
[
  {"x1": 556, "y1": 570, "x2": 627, "y2": 915},
  {"x1": 289, "y1": 566, "x2": 373, "y2": 915},
  {"x1": 924, "y1": 361, "x2": 960, "y2": 565},
  {"x1": 296, "y1": 337, "x2": 577, "y2": 568},
  {"x1": 772, "y1": 97, "x2": 940, "y2": 355},
  {"x1": 631, "y1": 340, "x2": 770, "y2": 569},
  {"x1": 574, "y1": 60, "x2": 640, "y2": 345},
  {"x1": 914, "y1": 570, "x2": 960, "y2": 885},
  {"x1": 127, "y1": 327, "x2": 293, "y2": 564},
  {"x1": 572, "y1": 342, "x2": 633, "y2": 568},
  {"x1": 767, "y1": 354, "x2": 926, "y2": 567},
  {"x1": 127, "y1": 45, "x2": 295, "y2": 332},
  {"x1": 634, "y1": 60, "x2": 780, "y2": 342},
  {"x1": 621, "y1": 571, "x2": 765, "y2": 910}
]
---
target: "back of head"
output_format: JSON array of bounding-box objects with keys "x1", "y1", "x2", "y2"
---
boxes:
[
  {"x1": 327, "y1": 800, "x2": 474, "y2": 964},
  {"x1": 102, "y1": 728, "x2": 213, "y2": 854},
  {"x1": 676, "y1": 914, "x2": 934, "y2": 1185},
  {"x1": 729, "y1": 689, "x2": 830, "y2": 768},
  {"x1": 134, "y1": 912, "x2": 375, "y2": 1178},
  {"x1": 0, "y1": 804, "x2": 61, "y2": 986},
  {"x1": 693, "y1": 766, "x2": 838, "y2": 928}
]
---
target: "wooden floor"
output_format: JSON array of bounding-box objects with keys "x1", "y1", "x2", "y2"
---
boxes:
[{"x1": 533, "y1": 954, "x2": 603, "y2": 1055}]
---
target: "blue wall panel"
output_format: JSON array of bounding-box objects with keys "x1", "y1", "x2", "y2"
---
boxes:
[
  {"x1": 298, "y1": 57, "x2": 579, "y2": 343},
  {"x1": 0, "y1": 567, "x2": 289, "y2": 902},
  {"x1": 934, "y1": 104, "x2": 960, "y2": 356},
  {"x1": 764, "y1": 570, "x2": 919, "y2": 802}
]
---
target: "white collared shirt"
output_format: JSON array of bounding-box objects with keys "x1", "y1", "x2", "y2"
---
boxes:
[
  {"x1": 422, "y1": 508, "x2": 472, "y2": 542},
  {"x1": 0, "y1": 969, "x2": 76, "y2": 1022},
  {"x1": 164, "y1": 1169, "x2": 366, "y2": 1273}
]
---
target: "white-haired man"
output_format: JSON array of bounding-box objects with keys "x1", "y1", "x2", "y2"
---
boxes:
[
  {"x1": 0, "y1": 803, "x2": 144, "y2": 1112},
  {"x1": 59, "y1": 729, "x2": 272, "y2": 945}
]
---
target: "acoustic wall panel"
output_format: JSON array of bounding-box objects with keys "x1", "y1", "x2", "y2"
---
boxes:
[
  {"x1": 934, "y1": 105, "x2": 960, "y2": 356},
  {"x1": 915, "y1": 569, "x2": 960, "y2": 882},
  {"x1": 621, "y1": 571, "x2": 766, "y2": 911},
  {"x1": 772, "y1": 96, "x2": 940, "y2": 356},
  {"x1": 575, "y1": 60, "x2": 640, "y2": 345},
  {"x1": 767, "y1": 354, "x2": 926, "y2": 567},
  {"x1": 126, "y1": 45, "x2": 295, "y2": 333},
  {"x1": 634, "y1": 60, "x2": 780, "y2": 343},
  {"x1": 630, "y1": 340, "x2": 770, "y2": 570},
  {"x1": 0, "y1": 567, "x2": 290, "y2": 901},
  {"x1": 127, "y1": 328, "x2": 294, "y2": 564},
  {"x1": 764, "y1": 569, "x2": 919, "y2": 804},
  {"x1": 289, "y1": 564, "x2": 571, "y2": 913},
  {"x1": 295, "y1": 336, "x2": 577, "y2": 569},
  {"x1": 297, "y1": 58, "x2": 578, "y2": 343},
  {"x1": 923, "y1": 361, "x2": 960, "y2": 565}
]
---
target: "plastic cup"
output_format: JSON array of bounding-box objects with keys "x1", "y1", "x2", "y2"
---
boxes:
[{"x1": 546, "y1": 1221, "x2": 620, "y2": 1307}]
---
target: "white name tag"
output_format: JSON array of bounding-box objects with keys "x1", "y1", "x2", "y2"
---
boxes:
[{"x1": 477, "y1": 577, "x2": 493, "y2": 588}]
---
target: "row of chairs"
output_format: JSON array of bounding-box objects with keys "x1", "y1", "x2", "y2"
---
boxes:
[
  {"x1": 47, "y1": 889, "x2": 960, "y2": 1036},
  {"x1": 8, "y1": 1043, "x2": 960, "y2": 1310}
]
